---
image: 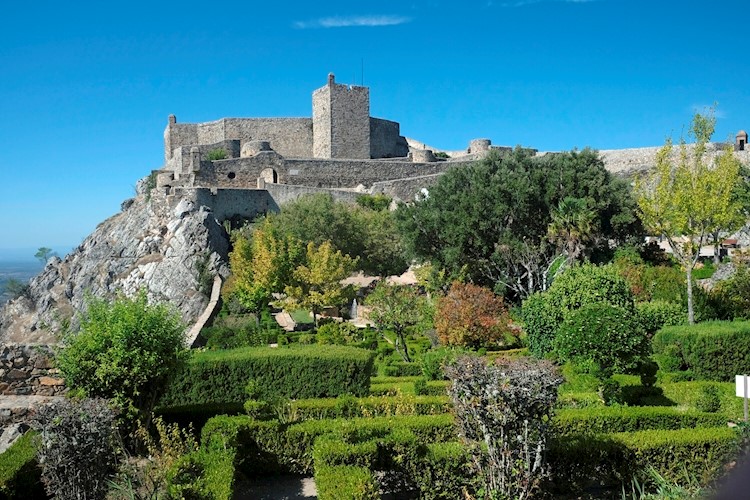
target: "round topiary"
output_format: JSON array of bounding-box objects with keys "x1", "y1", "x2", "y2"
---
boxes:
[
  {"x1": 546, "y1": 264, "x2": 636, "y2": 314},
  {"x1": 555, "y1": 302, "x2": 648, "y2": 378}
]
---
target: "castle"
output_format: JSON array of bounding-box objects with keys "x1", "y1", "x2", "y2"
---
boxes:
[
  {"x1": 154, "y1": 74, "x2": 497, "y2": 220},
  {"x1": 154, "y1": 74, "x2": 750, "y2": 222}
]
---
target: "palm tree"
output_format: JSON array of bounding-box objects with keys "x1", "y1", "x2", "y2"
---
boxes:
[{"x1": 547, "y1": 197, "x2": 597, "y2": 268}]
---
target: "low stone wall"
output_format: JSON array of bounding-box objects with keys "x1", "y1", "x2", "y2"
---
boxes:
[{"x1": 0, "y1": 344, "x2": 65, "y2": 396}]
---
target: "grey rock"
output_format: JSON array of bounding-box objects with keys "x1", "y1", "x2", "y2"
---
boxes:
[{"x1": 0, "y1": 194, "x2": 230, "y2": 343}]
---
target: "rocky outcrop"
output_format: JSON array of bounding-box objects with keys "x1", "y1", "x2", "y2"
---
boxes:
[{"x1": 0, "y1": 181, "x2": 230, "y2": 343}]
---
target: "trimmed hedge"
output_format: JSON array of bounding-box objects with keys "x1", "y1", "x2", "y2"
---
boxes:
[
  {"x1": 549, "y1": 426, "x2": 740, "y2": 492},
  {"x1": 553, "y1": 406, "x2": 727, "y2": 435},
  {"x1": 159, "y1": 345, "x2": 375, "y2": 411},
  {"x1": 315, "y1": 465, "x2": 378, "y2": 500},
  {"x1": 0, "y1": 431, "x2": 45, "y2": 500},
  {"x1": 290, "y1": 395, "x2": 452, "y2": 420},
  {"x1": 653, "y1": 321, "x2": 750, "y2": 381}
]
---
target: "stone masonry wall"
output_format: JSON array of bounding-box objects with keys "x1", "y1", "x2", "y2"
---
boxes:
[
  {"x1": 313, "y1": 78, "x2": 370, "y2": 159},
  {"x1": 194, "y1": 154, "x2": 467, "y2": 190},
  {"x1": 165, "y1": 117, "x2": 314, "y2": 161},
  {"x1": 0, "y1": 344, "x2": 65, "y2": 397},
  {"x1": 370, "y1": 118, "x2": 409, "y2": 159},
  {"x1": 370, "y1": 173, "x2": 445, "y2": 202}
]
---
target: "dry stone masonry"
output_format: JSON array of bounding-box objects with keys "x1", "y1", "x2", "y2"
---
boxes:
[{"x1": 0, "y1": 344, "x2": 64, "y2": 397}]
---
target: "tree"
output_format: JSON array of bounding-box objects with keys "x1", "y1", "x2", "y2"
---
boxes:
[
  {"x1": 547, "y1": 196, "x2": 597, "y2": 268},
  {"x1": 396, "y1": 148, "x2": 641, "y2": 301},
  {"x1": 227, "y1": 220, "x2": 303, "y2": 316},
  {"x1": 435, "y1": 282, "x2": 516, "y2": 349},
  {"x1": 280, "y1": 241, "x2": 357, "y2": 325},
  {"x1": 366, "y1": 281, "x2": 426, "y2": 362},
  {"x1": 267, "y1": 193, "x2": 408, "y2": 277},
  {"x1": 57, "y1": 291, "x2": 187, "y2": 443},
  {"x1": 636, "y1": 110, "x2": 742, "y2": 323},
  {"x1": 34, "y1": 246, "x2": 56, "y2": 264}
]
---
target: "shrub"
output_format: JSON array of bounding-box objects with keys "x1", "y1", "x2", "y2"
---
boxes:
[
  {"x1": 712, "y1": 265, "x2": 750, "y2": 320},
  {"x1": 0, "y1": 431, "x2": 44, "y2": 500},
  {"x1": 317, "y1": 321, "x2": 360, "y2": 345},
  {"x1": 552, "y1": 407, "x2": 727, "y2": 435},
  {"x1": 652, "y1": 321, "x2": 750, "y2": 381},
  {"x1": 546, "y1": 264, "x2": 636, "y2": 314},
  {"x1": 696, "y1": 385, "x2": 722, "y2": 413},
  {"x1": 315, "y1": 465, "x2": 379, "y2": 500},
  {"x1": 158, "y1": 345, "x2": 374, "y2": 411},
  {"x1": 435, "y1": 282, "x2": 516, "y2": 349},
  {"x1": 446, "y1": 356, "x2": 562, "y2": 499},
  {"x1": 637, "y1": 300, "x2": 685, "y2": 335},
  {"x1": 205, "y1": 148, "x2": 227, "y2": 161},
  {"x1": 57, "y1": 292, "x2": 187, "y2": 439},
  {"x1": 32, "y1": 399, "x2": 118, "y2": 500},
  {"x1": 599, "y1": 377, "x2": 624, "y2": 406},
  {"x1": 521, "y1": 292, "x2": 559, "y2": 358},
  {"x1": 555, "y1": 303, "x2": 649, "y2": 378},
  {"x1": 420, "y1": 348, "x2": 454, "y2": 380},
  {"x1": 548, "y1": 426, "x2": 740, "y2": 492}
]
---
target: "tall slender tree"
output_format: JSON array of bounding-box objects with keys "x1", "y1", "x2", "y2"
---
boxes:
[{"x1": 636, "y1": 110, "x2": 742, "y2": 323}]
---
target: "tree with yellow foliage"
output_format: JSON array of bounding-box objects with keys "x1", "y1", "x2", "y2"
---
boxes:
[
  {"x1": 636, "y1": 110, "x2": 742, "y2": 323},
  {"x1": 280, "y1": 241, "x2": 357, "y2": 325}
]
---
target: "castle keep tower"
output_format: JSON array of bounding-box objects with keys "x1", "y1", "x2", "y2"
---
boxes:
[{"x1": 312, "y1": 73, "x2": 370, "y2": 159}]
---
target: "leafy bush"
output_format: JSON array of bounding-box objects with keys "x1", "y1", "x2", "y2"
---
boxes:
[
  {"x1": 378, "y1": 361, "x2": 423, "y2": 377},
  {"x1": 315, "y1": 465, "x2": 378, "y2": 500},
  {"x1": 521, "y1": 292, "x2": 559, "y2": 358},
  {"x1": 355, "y1": 193, "x2": 391, "y2": 212},
  {"x1": 637, "y1": 300, "x2": 686, "y2": 335},
  {"x1": 555, "y1": 303, "x2": 649, "y2": 378},
  {"x1": 523, "y1": 264, "x2": 636, "y2": 358},
  {"x1": 317, "y1": 321, "x2": 360, "y2": 345},
  {"x1": 548, "y1": 426, "x2": 739, "y2": 492},
  {"x1": 547, "y1": 264, "x2": 636, "y2": 314},
  {"x1": 205, "y1": 148, "x2": 227, "y2": 161},
  {"x1": 0, "y1": 431, "x2": 44, "y2": 500},
  {"x1": 696, "y1": 384, "x2": 722, "y2": 413},
  {"x1": 435, "y1": 282, "x2": 516, "y2": 349},
  {"x1": 446, "y1": 356, "x2": 562, "y2": 499},
  {"x1": 552, "y1": 407, "x2": 728, "y2": 435},
  {"x1": 57, "y1": 292, "x2": 187, "y2": 438},
  {"x1": 159, "y1": 345, "x2": 375, "y2": 412},
  {"x1": 712, "y1": 265, "x2": 750, "y2": 320},
  {"x1": 652, "y1": 321, "x2": 750, "y2": 381},
  {"x1": 32, "y1": 399, "x2": 118, "y2": 500}
]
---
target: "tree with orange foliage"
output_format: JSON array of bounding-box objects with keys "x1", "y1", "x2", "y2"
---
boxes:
[{"x1": 435, "y1": 282, "x2": 516, "y2": 349}]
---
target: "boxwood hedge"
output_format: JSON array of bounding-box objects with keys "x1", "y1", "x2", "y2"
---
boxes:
[{"x1": 158, "y1": 345, "x2": 375, "y2": 411}]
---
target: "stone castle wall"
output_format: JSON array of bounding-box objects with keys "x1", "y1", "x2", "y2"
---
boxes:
[
  {"x1": 194, "y1": 154, "x2": 465, "y2": 190},
  {"x1": 599, "y1": 142, "x2": 750, "y2": 176},
  {"x1": 370, "y1": 118, "x2": 409, "y2": 159},
  {"x1": 0, "y1": 344, "x2": 65, "y2": 397},
  {"x1": 165, "y1": 117, "x2": 314, "y2": 162}
]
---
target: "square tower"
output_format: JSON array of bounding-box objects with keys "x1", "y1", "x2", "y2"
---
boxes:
[{"x1": 312, "y1": 73, "x2": 371, "y2": 159}]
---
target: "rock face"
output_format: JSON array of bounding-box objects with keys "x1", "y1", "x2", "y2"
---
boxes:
[{"x1": 0, "y1": 183, "x2": 230, "y2": 343}]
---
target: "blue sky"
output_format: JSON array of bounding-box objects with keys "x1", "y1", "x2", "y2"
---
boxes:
[{"x1": 1, "y1": 0, "x2": 748, "y2": 256}]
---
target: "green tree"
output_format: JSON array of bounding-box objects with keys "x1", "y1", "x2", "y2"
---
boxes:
[
  {"x1": 267, "y1": 193, "x2": 407, "y2": 276},
  {"x1": 280, "y1": 241, "x2": 357, "y2": 325},
  {"x1": 366, "y1": 281, "x2": 426, "y2": 362},
  {"x1": 547, "y1": 196, "x2": 597, "y2": 269},
  {"x1": 636, "y1": 110, "x2": 742, "y2": 323},
  {"x1": 396, "y1": 148, "x2": 641, "y2": 301},
  {"x1": 57, "y1": 292, "x2": 187, "y2": 443},
  {"x1": 34, "y1": 246, "x2": 56, "y2": 264}
]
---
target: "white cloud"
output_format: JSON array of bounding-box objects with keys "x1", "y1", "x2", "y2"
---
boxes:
[{"x1": 294, "y1": 15, "x2": 411, "y2": 29}]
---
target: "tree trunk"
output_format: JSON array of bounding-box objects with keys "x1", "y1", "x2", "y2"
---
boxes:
[
  {"x1": 714, "y1": 235, "x2": 722, "y2": 265},
  {"x1": 396, "y1": 329, "x2": 411, "y2": 362},
  {"x1": 686, "y1": 265, "x2": 695, "y2": 324}
]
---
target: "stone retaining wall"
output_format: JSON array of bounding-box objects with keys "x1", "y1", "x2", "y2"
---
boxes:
[{"x1": 0, "y1": 344, "x2": 65, "y2": 396}]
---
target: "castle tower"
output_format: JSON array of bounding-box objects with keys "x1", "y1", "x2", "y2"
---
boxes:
[{"x1": 312, "y1": 73, "x2": 371, "y2": 159}]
